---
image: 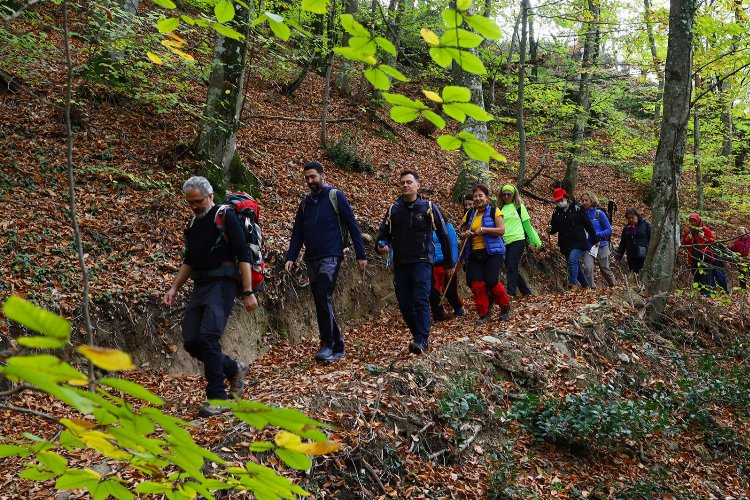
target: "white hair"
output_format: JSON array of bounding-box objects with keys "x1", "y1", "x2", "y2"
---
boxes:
[{"x1": 182, "y1": 176, "x2": 213, "y2": 196}]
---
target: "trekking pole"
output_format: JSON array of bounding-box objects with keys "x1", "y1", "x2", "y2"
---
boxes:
[{"x1": 439, "y1": 236, "x2": 470, "y2": 304}]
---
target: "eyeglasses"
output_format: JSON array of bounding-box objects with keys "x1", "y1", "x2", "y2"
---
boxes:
[
  {"x1": 500, "y1": 192, "x2": 513, "y2": 197},
  {"x1": 186, "y1": 195, "x2": 208, "y2": 206}
]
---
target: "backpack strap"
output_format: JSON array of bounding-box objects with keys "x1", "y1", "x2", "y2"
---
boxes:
[{"x1": 427, "y1": 201, "x2": 436, "y2": 231}]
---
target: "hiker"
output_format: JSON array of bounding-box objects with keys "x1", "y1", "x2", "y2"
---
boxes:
[
  {"x1": 681, "y1": 213, "x2": 725, "y2": 295},
  {"x1": 429, "y1": 220, "x2": 464, "y2": 322},
  {"x1": 460, "y1": 184, "x2": 512, "y2": 324},
  {"x1": 285, "y1": 160, "x2": 368, "y2": 364},
  {"x1": 549, "y1": 188, "x2": 598, "y2": 289},
  {"x1": 613, "y1": 208, "x2": 651, "y2": 275},
  {"x1": 463, "y1": 193, "x2": 475, "y2": 213},
  {"x1": 163, "y1": 176, "x2": 258, "y2": 418},
  {"x1": 376, "y1": 169, "x2": 455, "y2": 354},
  {"x1": 580, "y1": 191, "x2": 618, "y2": 288},
  {"x1": 729, "y1": 226, "x2": 750, "y2": 289},
  {"x1": 498, "y1": 184, "x2": 542, "y2": 297}
]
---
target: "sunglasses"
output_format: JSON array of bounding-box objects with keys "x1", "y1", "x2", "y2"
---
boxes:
[
  {"x1": 186, "y1": 195, "x2": 208, "y2": 206},
  {"x1": 500, "y1": 192, "x2": 513, "y2": 197}
]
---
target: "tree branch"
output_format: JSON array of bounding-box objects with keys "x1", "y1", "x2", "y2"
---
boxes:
[
  {"x1": 0, "y1": 384, "x2": 31, "y2": 397},
  {"x1": 248, "y1": 114, "x2": 356, "y2": 123},
  {"x1": 0, "y1": 404, "x2": 59, "y2": 423},
  {"x1": 2, "y1": 0, "x2": 40, "y2": 21},
  {"x1": 692, "y1": 61, "x2": 750, "y2": 106}
]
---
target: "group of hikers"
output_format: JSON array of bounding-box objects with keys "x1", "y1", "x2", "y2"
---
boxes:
[{"x1": 163, "y1": 163, "x2": 750, "y2": 417}]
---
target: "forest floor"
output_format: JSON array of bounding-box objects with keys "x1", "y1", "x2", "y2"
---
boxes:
[{"x1": 2, "y1": 4, "x2": 750, "y2": 497}]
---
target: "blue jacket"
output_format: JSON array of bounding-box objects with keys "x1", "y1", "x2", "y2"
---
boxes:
[
  {"x1": 376, "y1": 195, "x2": 454, "y2": 269},
  {"x1": 464, "y1": 205, "x2": 506, "y2": 257},
  {"x1": 585, "y1": 207, "x2": 612, "y2": 247},
  {"x1": 433, "y1": 223, "x2": 458, "y2": 265},
  {"x1": 286, "y1": 185, "x2": 367, "y2": 262}
]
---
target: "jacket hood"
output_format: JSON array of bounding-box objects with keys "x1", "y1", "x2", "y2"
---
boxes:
[{"x1": 688, "y1": 213, "x2": 702, "y2": 226}]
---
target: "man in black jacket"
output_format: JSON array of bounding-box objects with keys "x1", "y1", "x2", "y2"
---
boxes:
[
  {"x1": 549, "y1": 187, "x2": 598, "y2": 288},
  {"x1": 164, "y1": 176, "x2": 258, "y2": 417},
  {"x1": 376, "y1": 169, "x2": 455, "y2": 355}
]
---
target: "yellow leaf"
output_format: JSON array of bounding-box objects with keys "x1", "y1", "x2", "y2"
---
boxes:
[
  {"x1": 420, "y1": 28, "x2": 440, "y2": 46},
  {"x1": 164, "y1": 33, "x2": 187, "y2": 44},
  {"x1": 161, "y1": 39, "x2": 184, "y2": 49},
  {"x1": 293, "y1": 441, "x2": 341, "y2": 455},
  {"x1": 146, "y1": 52, "x2": 164, "y2": 65},
  {"x1": 61, "y1": 418, "x2": 97, "y2": 431},
  {"x1": 422, "y1": 90, "x2": 443, "y2": 103},
  {"x1": 275, "y1": 430, "x2": 301, "y2": 448},
  {"x1": 170, "y1": 48, "x2": 196, "y2": 62},
  {"x1": 77, "y1": 346, "x2": 135, "y2": 371}
]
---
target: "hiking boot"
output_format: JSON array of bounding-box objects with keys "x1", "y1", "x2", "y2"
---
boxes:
[
  {"x1": 499, "y1": 304, "x2": 512, "y2": 321},
  {"x1": 454, "y1": 307, "x2": 465, "y2": 317},
  {"x1": 324, "y1": 351, "x2": 347, "y2": 364},
  {"x1": 408, "y1": 341, "x2": 427, "y2": 355},
  {"x1": 476, "y1": 314, "x2": 491, "y2": 325},
  {"x1": 315, "y1": 346, "x2": 333, "y2": 362},
  {"x1": 198, "y1": 403, "x2": 229, "y2": 418},
  {"x1": 229, "y1": 361, "x2": 249, "y2": 398}
]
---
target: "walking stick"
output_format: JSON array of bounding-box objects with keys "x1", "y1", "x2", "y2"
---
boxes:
[{"x1": 439, "y1": 235, "x2": 470, "y2": 305}]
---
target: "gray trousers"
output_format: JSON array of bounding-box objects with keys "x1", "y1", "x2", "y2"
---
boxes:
[{"x1": 581, "y1": 244, "x2": 618, "y2": 288}]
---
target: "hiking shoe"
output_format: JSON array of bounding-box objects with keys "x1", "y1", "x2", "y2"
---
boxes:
[
  {"x1": 198, "y1": 403, "x2": 229, "y2": 418},
  {"x1": 499, "y1": 304, "x2": 512, "y2": 321},
  {"x1": 324, "y1": 351, "x2": 347, "y2": 364},
  {"x1": 408, "y1": 341, "x2": 427, "y2": 355},
  {"x1": 454, "y1": 307, "x2": 465, "y2": 317},
  {"x1": 315, "y1": 346, "x2": 333, "y2": 362},
  {"x1": 229, "y1": 361, "x2": 249, "y2": 398},
  {"x1": 476, "y1": 314, "x2": 491, "y2": 324}
]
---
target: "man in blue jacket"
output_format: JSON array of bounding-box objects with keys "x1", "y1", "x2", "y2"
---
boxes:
[
  {"x1": 376, "y1": 169, "x2": 455, "y2": 355},
  {"x1": 285, "y1": 161, "x2": 368, "y2": 363}
]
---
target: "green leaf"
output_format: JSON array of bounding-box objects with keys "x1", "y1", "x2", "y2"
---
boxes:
[
  {"x1": 99, "y1": 377, "x2": 165, "y2": 405},
  {"x1": 55, "y1": 469, "x2": 102, "y2": 490},
  {"x1": 275, "y1": 449, "x2": 312, "y2": 471},
  {"x1": 340, "y1": 13, "x2": 369, "y2": 37},
  {"x1": 268, "y1": 18, "x2": 290, "y2": 40},
  {"x1": 446, "y1": 48, "x2": 486, "y2": 74},
  {"x1": 150, "y1": 0, "x2": 176, "y2": 8},
  {"x1": 5, "y1": 354, "x2": 86, "y2": 384},
  {"x1": 157, "y1": 17, "x2": 180, "y2": 33},
  {"x1": 0, "y1": 444, "x2": 29, "y2": 457},
  {"x1": 333, "y1": 46, "x2": 376, "y2": 64},
  {"x1": 21, "y1": 467, "x2": 57, "y2": 481},
  {"x1": 382, "y1": 93, "x2": 421, "y2": 107},
  {"x1": 212, "y1": 23, "x2": 245, "y2": 40},
  {"x1": 37, "y1": 451, "x2": 67, "y2": 474},
  {"x1": 349, "y1": 36, "x2": 377, "y2": 55},
  {"x1": 422, "y1": 110, "x2": 446, "y2": 129},
  {"x1": 441, "y1": 85, "x2": 471, "y2": 102},
  {"x1": 264, "y1": 11, "x2": 283, "y2": 22},
  {"x1": 378, "y1": 64, "x2": 408, "y2": 82},
  {"x1": 437, "y1": 135, "x2": 462, "y2": 150},
  {"x1": 136, "y1": 481, "x2": 174, "y2": 494},
  {"x1": 249, "y1": 441, "x2": 275, "y2": 452},
  {"x1": 452, "y1": 102, "x2": 492, "y2": 121},
  {"x1": 456, "y1": 0, "x2": 472, "y2": 10},
  {"x1": 3, "y1": 296, "x2": 70, "y2": 341},
  {"x1": 375, "y1": 37, "x2": 396, "y2": 55},
  {"x1": 59, "y1": 431, "x2": 85, "y2": 450},
  {"x1": 180, "y1": 15, "x2": 196, "y2": 25},
  {"x1": 442, "y1": 103, "x2": 466, "y2": 122},
  {"x1": 390, "y1": 106, "x2": 421, "y2": 123},
  {"x1": 364, "y1": 67, "x2": 390, "y2": 91},
  {"x1": 463, "y1": 14, "x2": 502, "y2": 40},
  {"x1": 301, "y1": 0, "x2": 328, "y2": 15},
  {"x1": 16, "y1": 336, "x2": 67, "y2": 349},
  {"x1": 214, "y1": 0, "x2": 235, "y2": 23},
  {"x1": 442, "y1": 9, "x2": 464, "y2": 28},
  {"x1": 461, "y1": 136, "x2": 505, "y2": 162},
  {"x1": 440, "y1": 28, "x2": 483, "y2": 49},
  {"x1": 429, "y1": 47, "x2": 452, "y2": 68},
  {"x1": 96, "y1": 479, "x2": 134, "y2": 500}
]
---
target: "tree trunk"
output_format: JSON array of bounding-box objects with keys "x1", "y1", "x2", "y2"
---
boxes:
[
  {"x1": 503, "y1": 9, "x2": 521, "y2": 82},
  {"x1": 644, "y1": 0, "x2": 663, "y2": 124},
  {"x1": 321, "y1": 51, "x2": 335, "y2": 148},
  {"x1": 562, "y1": 0, "x2": 599, "y2": 194},
  {"x1": 528, "y1": 1, "x2": 538, "y2": 81},
  {"x1": 693, "y1": 97, "x2": 703, "y2": 212},
  {"x1": 334, "y1": 0, "x2": 359, "y2": 96},
  {"x1": 644, "y1": 0, "x2": 696, "y2": 321},
  {"x1": 108, "y1": 0, "x2": 140, "y2": 63},
  {"x1": 719, "y1": 80, "x2": 733, "y2": 161},
  {"x1": 516, "y1": 0, "x2": 529, "y2": 188},
  {"x1": 195, "y1": 2, "x2": 252, "y2": 193},
  {"x1": 451, "y1": 4, "x2": 490, "y2": 200}
]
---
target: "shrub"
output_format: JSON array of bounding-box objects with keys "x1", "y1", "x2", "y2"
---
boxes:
[{"x1": 325, "y1": 132, "x2": 373, "y2": 173}]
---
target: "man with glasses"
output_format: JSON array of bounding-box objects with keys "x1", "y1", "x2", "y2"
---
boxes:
[{"x1": 164, "y1": 176, "x2": 258, "y2": 417}]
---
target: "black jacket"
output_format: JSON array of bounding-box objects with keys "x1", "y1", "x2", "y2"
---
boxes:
[
  {"x1": 614, "y1": 218, "x2": 651, "y2": 261},
  {"x1": 184, "y1": 205, "x2": 252, "y2": 271},
  {"x1": 376, "y1": 195, "x2": 454, "y2": 269},
  {"x1": 550, "y1": 199, "x2": 597, "y2": 255}
]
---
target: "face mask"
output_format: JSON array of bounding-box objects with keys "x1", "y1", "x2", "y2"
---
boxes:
[{"x1": 557, "y1": 200, "x2": 568, "y2": 209}]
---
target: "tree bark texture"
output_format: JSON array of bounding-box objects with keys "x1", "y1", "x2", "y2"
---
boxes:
[
  {"x1": 693, "y1": 79, "x2": 704, "y2": 211},
  {"x1": 196, "y1": 2, "x2": 252, "y2": 190},
  {"x1": 562, "y1": 0, "x2": 599, "y2": 193},
  {"x1": 644, "y1": 0, "x2": 696, "y2": 320},
  {"x1": 516, "y1": 0, "x2": 529, "y2": 188},
  {"x1": 644, "y1": 0, "x2": 663, "y2": 124},
  {"x1": 335, "y1": 0, "x2": 359, "y2": 96}
]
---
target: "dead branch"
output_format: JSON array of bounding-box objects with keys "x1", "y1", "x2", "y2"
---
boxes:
[
  {"x1": 0, "y1": 404, "x2": 59, "y2": 423},
  {"x1": 359, "y1": 458, "x2": 388, "y2": 496},
  {"x1": 248, "y1": 114, "x2": 356, "y2": 123},
  {"x1": 457, "y1": 424, "x2": 482, "y2": 454}
]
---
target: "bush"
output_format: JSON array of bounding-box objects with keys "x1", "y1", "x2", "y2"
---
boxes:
[{"x1": 325, "y1": 132, "x2": 373, "y2": 173}]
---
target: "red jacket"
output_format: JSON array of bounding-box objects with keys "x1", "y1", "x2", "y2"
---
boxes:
[
  {"x1": 681, "y1": 219, "x2": 716, "y2": 266},
  {"x1": 730, "y1": 234, "x2": 750, "y2": 259}
]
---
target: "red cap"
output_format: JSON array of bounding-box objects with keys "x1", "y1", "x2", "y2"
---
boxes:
[{"x1": 552, "y1": 187, "x2": 567, "y2": 202}]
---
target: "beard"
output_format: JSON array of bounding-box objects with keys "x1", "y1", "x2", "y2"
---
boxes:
[
  {"x1": 308, "y1": 181, "x2": 322, "y2": 191},
  {"x1": 193, "y1": 205, "x2": 212, "y2": 219}
]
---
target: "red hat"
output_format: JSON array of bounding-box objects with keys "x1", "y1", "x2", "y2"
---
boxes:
[{"x1": 552, "y1": 187, "x2": 567, "y2": 202}]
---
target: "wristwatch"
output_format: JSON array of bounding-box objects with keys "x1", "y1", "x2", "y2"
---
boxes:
[{"x1": 241, "y1": 290, "x2": 255, "y2": 297}]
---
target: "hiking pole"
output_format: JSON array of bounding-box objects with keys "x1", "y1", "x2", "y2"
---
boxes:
[{"x1": 439, "y1": 235, "x2": 470, "y2": 305}]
